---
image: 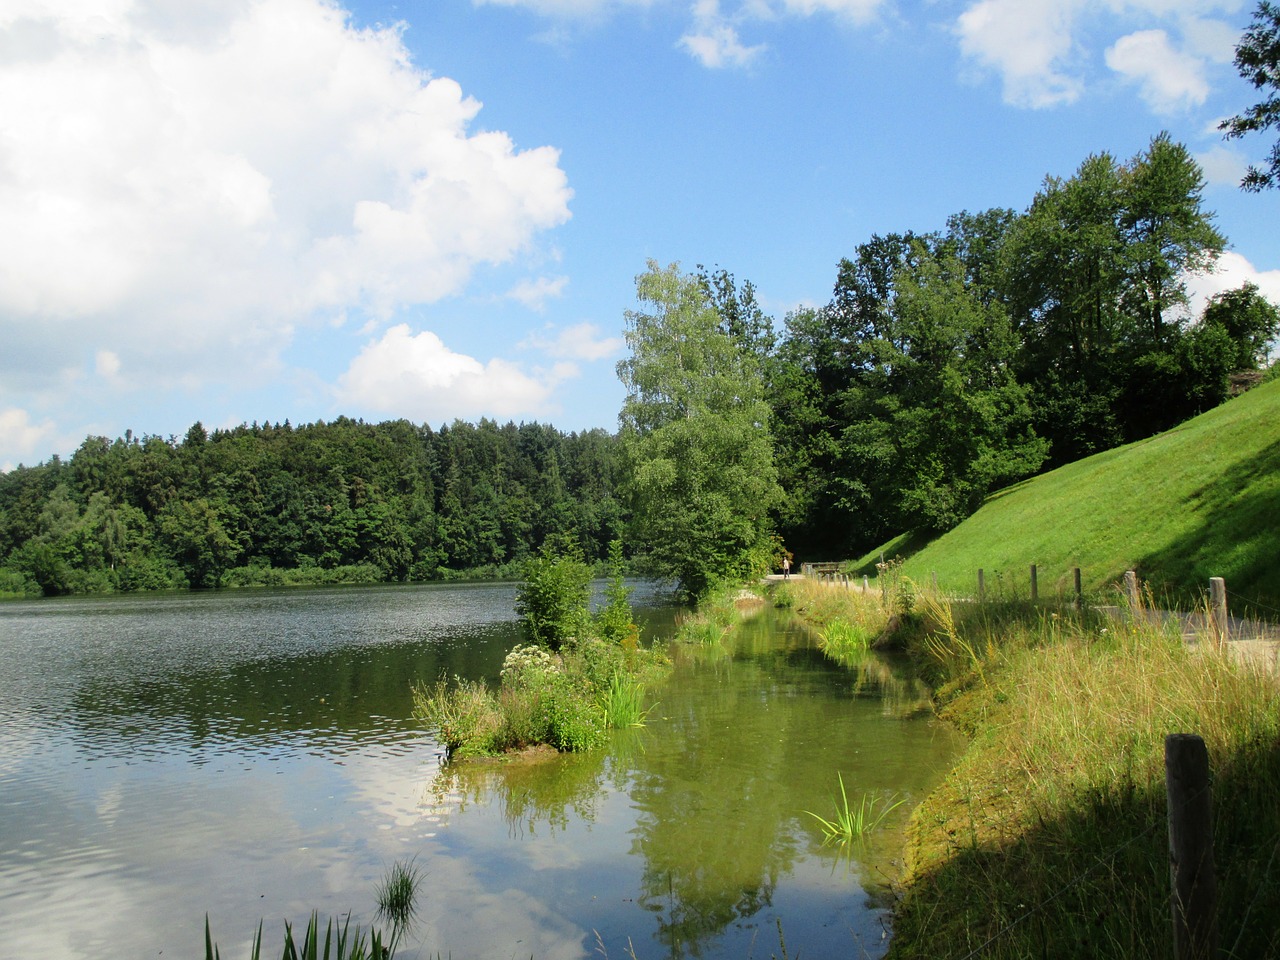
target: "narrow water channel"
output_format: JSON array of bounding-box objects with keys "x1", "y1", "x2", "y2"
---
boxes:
[{"x1": 0, "y1": 583, "x2": 961, "y2": 959}]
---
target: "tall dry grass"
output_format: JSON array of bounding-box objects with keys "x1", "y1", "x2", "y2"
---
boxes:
[{"x1": 891, "y1": 592, "x2": 1280, "y2": 959}]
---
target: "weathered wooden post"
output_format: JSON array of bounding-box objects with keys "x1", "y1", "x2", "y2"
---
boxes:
[
  {"x1": 1030, "y1": 564, "x2": 1038, "y2": 603},
  {"x1": 863, "y1": 575, "x2": 869, "y2": 592},
  {"x1": 1209, "y1": 578, "x2": 1228, "y2": 649},
  {"x1": 1074, "y1": 567, "x2": 1083, "y2": 610},
  {"x1": 978, "y1": 568, "x2": 985, "y2": 602},
  {"x1": 1166, "y1": 733, "x2": 1218, "y2": 960},
  {"x1": 1124, "y1": 570, "x2": 1139, "y2": 609}
]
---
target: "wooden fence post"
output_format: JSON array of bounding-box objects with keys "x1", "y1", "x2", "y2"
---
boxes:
[
  {"x1": 978, "y1": 568, "x2": 985, "y2": 602},
  {"x1": 863, "y1": 575, "x2": 869, "y2": 592},
  {"x1": 1074, "y1": 567, "x2": 1083, "y2": 610},
  {"x1": 1030, "y1": 564, "x2": 1038, "y2": 603},
  {"x1": 1209, "y1": 578, "x2": 1227, "y2": 649},
  {"x1": 1166, "y1": 733, "x2": 1218, "y2": 960},
  {"x1": 1124, "y1": 570, "x2": 1139, "y2": 609}
]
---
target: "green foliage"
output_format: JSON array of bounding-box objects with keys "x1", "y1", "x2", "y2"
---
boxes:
[
  {"x1": 618, "y1": 261, "x2": 783, "y2": 601},
  {"x1": 515, "y1": 536, "x2": 592, "y2": 651},
  {"x1": 205, "y1": 911, "x2": 397, "y2": 960},
  {"x1": 595, "y1": 539, "x2": 638, "y2": 646},
  {"x1": 599, "y1": 671, "x2": 651, "y2": 729},
  {"x1": 0, "y1": 417, "x2": 625, "y2": 597},
  {"x1": 770, "y1": 135, "x2": 1264, "y2": 562},
  {"x1": 1220, "y1": 1, "x2": 1280, "y2": 191},
  {"x1": 413, "y1": 636, "x2": 668, "y2": 758}
]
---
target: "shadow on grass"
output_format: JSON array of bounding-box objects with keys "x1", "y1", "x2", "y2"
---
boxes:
[
  {"x1": 1135, "y1": 437, "x2": 1280, "y2": 615},
  {"x1": 889, "y1": 733, "x2": 1280, "y2": 959}
]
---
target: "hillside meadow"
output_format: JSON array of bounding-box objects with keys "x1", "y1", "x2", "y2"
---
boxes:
[{"x1": 854, "y1": 378, "x2": 1280, "y2": 614}]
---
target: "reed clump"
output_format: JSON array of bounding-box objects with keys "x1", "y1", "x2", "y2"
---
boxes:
[
  {"x1": 805, "y1": 773, "x2": 906, "y2": 846},
  {"x1": 413, "y1": 637, "x2": 669, "y2": 758},
  {"x1": 889, "y1": 593, "x2": 1280, "y2": 959}
]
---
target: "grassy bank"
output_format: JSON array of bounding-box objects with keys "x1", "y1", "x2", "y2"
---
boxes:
[
  {"x1": 782, "y1": 580, "x2": 1280, "y2": 958},
  {"x1": 851, "y1": 379, "x2": 1280, "y2": 613}
]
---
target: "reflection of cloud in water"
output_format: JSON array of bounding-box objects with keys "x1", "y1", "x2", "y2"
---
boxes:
[{"x1": 420, "y1": 869, "x2": 591, "y2": 960}]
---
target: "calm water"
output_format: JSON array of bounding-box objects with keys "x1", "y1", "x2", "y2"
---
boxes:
[{"x1": 0, "y1": 583, "x2": 962, "y2": 959}]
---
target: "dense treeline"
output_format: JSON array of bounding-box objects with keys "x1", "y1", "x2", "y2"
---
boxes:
[{"x1": 0, "y1": 417, "x2": 623, "y2": 596}]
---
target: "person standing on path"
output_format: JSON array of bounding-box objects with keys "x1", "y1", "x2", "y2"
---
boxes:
[{"x1": 782, "y1": 556, "x2": 791, "y2": 579}]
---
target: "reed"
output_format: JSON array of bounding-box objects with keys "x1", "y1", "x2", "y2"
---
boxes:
[
  {"x1": 600, "y1": 672, "x2": 651, "y2": 729},
  {"x1": 805, "y1": 774, "x2": 906, "y2": 846},
  {"x1": 374, "y1": 858, "x2": 422, "y2": 932}
]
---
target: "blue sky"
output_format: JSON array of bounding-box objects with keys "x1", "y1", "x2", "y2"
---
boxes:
[{"x1": 1, "y1": 0, "x2": 1278, "y2": 470}]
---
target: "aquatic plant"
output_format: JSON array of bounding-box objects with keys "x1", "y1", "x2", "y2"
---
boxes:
[
  {"x1": 204, "y1": 911, "x2": 401, "y2": 960},
  {"x1": 804, "y1": 774, "x2": 905, "y2": 846},
  {"x1": 374, "y1": 858, "x2": 422, "y2": 932},
  {"x1": 599, "y1": 672, "x2": 652, "y2": 729}
]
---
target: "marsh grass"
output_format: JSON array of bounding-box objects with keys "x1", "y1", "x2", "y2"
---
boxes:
[
  {"x1": 414, "y1": 637, "x2": 669, "y2": 758},
  {"x1": 204, "y1": 911, "x2": 399, "y2": 960},
  {"x1": 805, "y1": 774, "x2": 906, "y2": 846},
  {"x1": 600, "y1": 672, "x2": 652, "y2": 728},
  {"x1": 374, "y1": 858, "x2": 422, "y2": 932},
  {"x1": 889, "y1": 593, "x2": 1280, "y2": 959}
]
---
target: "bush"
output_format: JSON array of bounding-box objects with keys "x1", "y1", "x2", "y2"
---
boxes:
[{"x1": 515, "y1": 538, "x2": 592, "y2": 650}]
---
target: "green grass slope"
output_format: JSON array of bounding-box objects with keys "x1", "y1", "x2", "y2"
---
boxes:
[{"x1": 858, "y1": 379, "x2": 1280, "y2": 614}]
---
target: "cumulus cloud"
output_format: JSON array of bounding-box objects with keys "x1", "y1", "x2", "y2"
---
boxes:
[
  {"x1": 1105, "y1": 29, "x2": 1208, "y2": 113},
  {"x1": 337, "y1": 324, "x2": 573, "y2": 421},
  {"x1": 954, "y1": 0, "x2": 1238, "y2": 111},
  {"x1": 678, "y1": 0, "x2": 765, "y2": 68},
  {"x1": 1185, "y1": 252, "x2": 1280, "y2": 322},
  {"x1": 0, "y1": 0, "x2": 572, "y2": 391},
  {"x1": 956, "y1": 0, "x2": 1084, "y2": 108},
  {"x1": 0, "y1": 408, "x2": 57, "y2": 471}
]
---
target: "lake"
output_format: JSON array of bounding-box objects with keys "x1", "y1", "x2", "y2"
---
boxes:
[{"x1": 0, "y1": 582, "x2": 962, "y2": 959}]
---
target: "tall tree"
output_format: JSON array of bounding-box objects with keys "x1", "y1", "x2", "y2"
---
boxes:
[
  {"x1": 836, "y1": 246, "x2": 1046, "y2": 537},
  {"x1": 617, "y1": 261, "x2": 783, "y2": 601},
  {"x1": 1220, "y1": 1, "x2": 1280, "y2": 190}
]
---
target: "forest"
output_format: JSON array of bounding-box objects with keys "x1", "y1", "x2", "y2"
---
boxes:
[{"x1": 2, "y1": 133, "x2": 1278, "y2": 598}]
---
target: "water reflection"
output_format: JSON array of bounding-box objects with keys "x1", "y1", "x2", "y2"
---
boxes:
[
  {"x1": 419, "y1": 607, "x2": 962, "y2": 960},
  {"x1": 0, "y1": 584, "x2": 960, "y2": 960}
]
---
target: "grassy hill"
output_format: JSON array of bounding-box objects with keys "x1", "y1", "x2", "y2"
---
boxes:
[{"x1": 854, "y1": 377, "x2": 1280, "y2": 615}]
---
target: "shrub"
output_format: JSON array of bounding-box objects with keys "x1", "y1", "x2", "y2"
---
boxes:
[{"x1": 515, "y1": 538, "x2": 592, "y2": 650}]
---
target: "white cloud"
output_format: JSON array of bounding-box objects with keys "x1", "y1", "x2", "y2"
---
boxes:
[
  {"x1": 507, "y1": 276, "x2": 569, "y2": 311},
  {"x1": 1194, "y1": 144, "x2": 1250, "y2": 187},
  {"x1": 679, "y1": 0, "x2": 766, "y2": 68},
  {"x1": 778, "y1": 0, "x2": 882, "y2": 21},
  {"x1": 679, "y1": 22, "x2": 765, "y2": 67},
  {"x1": 956, "y1": 0, "x2": 1085, "y2": 108},
  {"x1": 1105, "y1": 29, "x2": 1208, "y2": 113},
  {"x1": 1185, "y1": 251, "x2": 1280, "y2": 321},
  {"x1": 0, "y1": 0, "x2": 572, "y2": 389},
  {"x1": 954, "y1": 1, "x2": 1240, "y2": 111},
  {"x1": 337, "y1": 324, "x2": 570, "y2": 421},
  {"x1": 0, "y1": 408, "x2": 57, "y2": 472},
  {"x1": 526, "y1": 321, "x2": 624, "y2": 360},
  {"x1": 473, "y1": 0, "x2": 653, "y2": 17}
]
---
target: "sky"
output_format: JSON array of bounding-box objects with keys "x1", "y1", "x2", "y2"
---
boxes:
[{"x1": 1, "y1": 0, "x2": 1279, "y2": 471}]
